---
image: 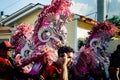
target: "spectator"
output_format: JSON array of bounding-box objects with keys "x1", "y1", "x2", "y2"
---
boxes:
[
  {"x1": 0, "y1": 41, "x2": 14, "y2": 80},
  {"x1": 42, "y1": 45, "x2": 74, "y2": 80},
  {"x1": 109, "y1": 44, "x2": 120, "y2": 80}
]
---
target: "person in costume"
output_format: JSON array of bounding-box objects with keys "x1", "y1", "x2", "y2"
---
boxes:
[
  {"x1": 74, "y1": 21, "x2": 117, "y2": 80},
  {"x1": 11, "y1": 0, "x2": 72, "y2": 79}
]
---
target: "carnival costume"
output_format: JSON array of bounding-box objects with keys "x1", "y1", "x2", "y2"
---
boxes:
[
  {"x1": 11, "y1": 0, "x2": 72, "y2": 79},
  {"x1": 74, "y1": 21, "x2": 117, "y2": 80}
]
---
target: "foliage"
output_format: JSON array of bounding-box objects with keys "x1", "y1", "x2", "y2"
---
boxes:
[
  {"x1": 107, "y1": 15, "x2": 120, "y2": 29},
  {"x1": 78, "y1": 39, "x2": 85, "y2": 49}
]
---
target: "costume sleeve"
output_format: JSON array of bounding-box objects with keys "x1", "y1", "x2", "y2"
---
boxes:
[{"x1": 74, "y1": 52, "x2": 90, "y2": 78}]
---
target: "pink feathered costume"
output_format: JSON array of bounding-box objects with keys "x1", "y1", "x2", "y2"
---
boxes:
[{"x1": 74, "y1": 21, "x2": 117, "y2": 80}]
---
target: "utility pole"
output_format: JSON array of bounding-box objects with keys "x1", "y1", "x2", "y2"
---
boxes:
[
  {"x1": 97, "y1": 0, "x2": 106, "y2": 21},
  {"x1": 0, "y1": 11, "x2": 4, "y2": 21}
]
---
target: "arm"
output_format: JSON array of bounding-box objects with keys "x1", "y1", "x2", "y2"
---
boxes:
[
  {"x1": 61, "y1": 53, "x2": 68, "y2": 80},
  {"x1": 116, "y1": 68, "x2": 120, "y2": 80},
  {"x1": 62, "y1": 65, "x2": 68, "y2": 80}
]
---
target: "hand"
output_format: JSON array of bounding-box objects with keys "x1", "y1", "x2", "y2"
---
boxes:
[
  {"x1": 14, "y1": 54, "x2": 22, "y2": 66},
  {"x1": 39, "y1": 75, "x2": 45, "y2": 80},
  {"x1": 62, "y1": 53, "x2": 68, "y2": 66},
  {"x1": 61, "y1": 53, "x2": 69, "y2": 80},
  {"x1": 22, "y1": 64, "x2": 32, "y2": 74}
]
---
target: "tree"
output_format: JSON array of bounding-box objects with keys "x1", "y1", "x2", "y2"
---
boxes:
[
  {"x1": 107, "y1": 15, "x2": 120, "y2": 28},
  {"x1": 78, "y1": 39, "x2": 85, "y2": 49}
]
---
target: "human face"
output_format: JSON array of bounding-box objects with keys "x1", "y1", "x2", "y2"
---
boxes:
[
  {"x1": 6, "y1": 49, "x2": 12, "y2": 58},
  {"x1": 66, "y1": 52, "x2": 74, "y2": 67},
  {"x1": 58, "y1": 52, "x2": 73, "y2": 67}
]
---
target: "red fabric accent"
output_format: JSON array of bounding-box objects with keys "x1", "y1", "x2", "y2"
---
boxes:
[
  {"x1": 45, "y1": 65, "x2": 62, "y2": 80},
  {"x1": 0, "y1": 57, "x2": 14, "y2": 80},
  {"x1": 3, "y1": 41, "x2": 11, "y2": 48},
  {"x1": 46, "y1": 66, "x2": 62, "y2": 75},
  {"x1": 0, "y1": 57, "x2": 10, "y2": 65},
  {"x1": 0, "y1": 57, "x2": 11, "y2": 72}
]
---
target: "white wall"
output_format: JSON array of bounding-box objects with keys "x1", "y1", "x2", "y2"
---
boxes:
[{"x1": 107, "y1": 38, "x2": 120, "y2": 53}]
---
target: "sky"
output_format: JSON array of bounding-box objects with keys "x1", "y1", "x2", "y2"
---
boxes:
[
  {"x1": 0, "y1": 0, "x2": 120, "y2": 38},
  {"x1": 0, "y1": 0, "x2": 120, "y2": 20}
]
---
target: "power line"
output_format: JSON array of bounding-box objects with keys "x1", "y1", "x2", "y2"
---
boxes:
[
  {"x1": 106, "y1": 0, "x2": 110, "y2": 19},
  {"x1": 85, "y1": 12, "x2": 97, "y2": 16},
  {"x1": 84, "y1": 12, "x2": 97, "y2": 20},
  {"x1": 94, "y1": 13, "x2": 97, "y2": 21},
  {"x1": 0, "y1": 0, "x2": 22, "y2": 11}
]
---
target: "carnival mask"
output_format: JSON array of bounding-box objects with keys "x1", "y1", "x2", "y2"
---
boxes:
[
  {"x1": 90, "y1": 35, "x2": 110, "y2": 56},
  {"x1": 38, "y1": 25, "x2": 67, "y2": 49}
]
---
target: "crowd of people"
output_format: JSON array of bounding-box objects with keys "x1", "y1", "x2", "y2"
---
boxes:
[
  {"x1": 0, "y1": 40, "x2": 120, "y2": 80},
  {"x1": 0, "y1": 40, "x2": 75, "y2": 80}
]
